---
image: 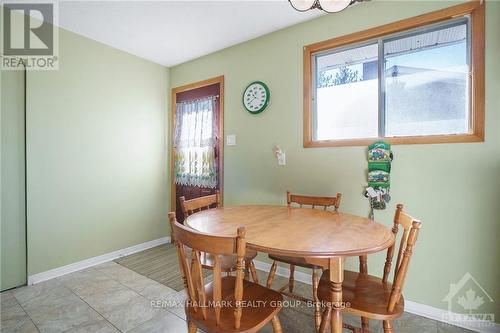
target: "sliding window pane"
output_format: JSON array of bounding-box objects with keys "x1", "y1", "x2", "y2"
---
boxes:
[
  {"x1": 384, "y1": 20, "x2": 470, "y2": 137},
  {"x1": 314, "y1": 43, "x2": 378, "y2": 141}
]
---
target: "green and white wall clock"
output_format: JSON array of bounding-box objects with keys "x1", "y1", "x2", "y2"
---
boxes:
[{"x1": 242, "y1": 81, "x2": 270, "y2": 114}]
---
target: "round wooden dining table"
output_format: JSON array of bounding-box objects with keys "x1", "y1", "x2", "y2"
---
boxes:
[{"x1": 185, "y1": 205, "x2": 395, "y2": 333}]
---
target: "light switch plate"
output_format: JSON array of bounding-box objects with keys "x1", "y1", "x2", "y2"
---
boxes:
[{"x1": 227, "y1": 135, "x2": 236, "y2": 146}]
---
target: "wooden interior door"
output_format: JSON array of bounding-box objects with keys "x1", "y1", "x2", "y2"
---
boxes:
[{"x1": 171, "y1": 76, "x2": 224, "y2": 223}]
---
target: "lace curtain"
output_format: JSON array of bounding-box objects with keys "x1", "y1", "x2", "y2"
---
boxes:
[{"x1": 174, "y1": 96, "x2": 217, "y2": 188}]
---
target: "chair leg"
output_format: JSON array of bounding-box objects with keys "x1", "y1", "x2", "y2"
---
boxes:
[
  {"x1": 249, "y1": 261, "x2": 259, "y2": 284},
  {"x1": 359, "y1": 255, "x2": 368, "y2": 274},
  {"x1": 188, "y1": 321, "x2": 197, "y2": 333},
  {"x1": 383, "y1": 320, "x2": 393, "y2": 333},
  {"x1": 361, "y1": 317, "x2": 369, "y2": 332},
  {"x1": 267, "y1": 261, "x2": 277, "y2": 288},
  {"x1": 244, "y1": 261, "x2": 250, "y2": 281},
  {"x1": 271, "y1": 315, "x2": 283, "y2": 333},
  {"x1": 312, "y1": 269, "x2": 321, "y2": 333},
  {"x1": 318, "y1": 306, "x2": 332, "y2": 333},
  {"x1": 289, "y1": 264, "x2": 296, "y2": 293}
]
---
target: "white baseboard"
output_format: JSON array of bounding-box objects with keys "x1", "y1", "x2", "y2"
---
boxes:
[
  {"x1": 27, "y1": 237, "x2": 171, "y2": 285},
  {"x1": 404, "y1": 300, "x2": 499, "y2": 333},
  {"x1": 253, "y1": 260, "x2": 499, "y2": 333}
]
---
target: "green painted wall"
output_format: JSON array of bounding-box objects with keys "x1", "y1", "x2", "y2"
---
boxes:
[
  {"x1": 26, "y1": 27, "x2": 170, "y2": 275},
  {"x1": 1, "y1": 69, "x2": 27, "y2": 290},
  {"x1": 170, "y1": 1, "x2": 500, "y2": 316}
]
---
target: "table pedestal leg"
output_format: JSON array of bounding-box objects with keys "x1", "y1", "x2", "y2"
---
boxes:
[{"x1": 329, "y1": 257, "x2": 344, "y2": 333}]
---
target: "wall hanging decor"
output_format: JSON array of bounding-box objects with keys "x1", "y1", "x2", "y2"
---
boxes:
[{"x1": 364, "y1": 141, "x2": 393, "y2": 219}]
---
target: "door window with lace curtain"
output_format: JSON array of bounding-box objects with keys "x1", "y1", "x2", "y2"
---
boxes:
[{"x1": 174, "y1": 96, "x2": 218, "y2": 189}]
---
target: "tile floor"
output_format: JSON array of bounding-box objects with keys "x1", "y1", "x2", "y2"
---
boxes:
[{"x1": 0, "y1": 261, "x2": 474, "y2": 333}]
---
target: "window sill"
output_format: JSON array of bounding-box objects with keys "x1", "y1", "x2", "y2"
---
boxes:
[{"x1": 304, "y1": 133, "x2": 484, "y2": 148}]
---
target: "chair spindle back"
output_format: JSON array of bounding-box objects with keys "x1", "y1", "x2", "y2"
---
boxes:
[
  {"x1": 180, "y1": 190, "x2": 221, "y2": 218},
  {"x1": 381, "y1": 204, "x2": 422, "y2": 313},
  {"x1": 168, "y1": 212, "x2": 246, "y2": 328},
  {"x1": 286, "y1": 191, "x2": 342, "y2": 211}
]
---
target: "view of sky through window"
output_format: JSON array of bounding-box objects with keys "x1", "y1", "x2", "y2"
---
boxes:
[{"x1": 313, "y1": 19, "x2": 469, "y2": 141}]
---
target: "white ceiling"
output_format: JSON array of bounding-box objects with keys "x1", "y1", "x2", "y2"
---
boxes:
[{"x1": 54, "y1": 1, "x2": 325, "y2": 67}]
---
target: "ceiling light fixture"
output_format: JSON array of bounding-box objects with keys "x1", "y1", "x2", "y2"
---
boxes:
[{"x1": 289, "y1": 0, "x2": 366, "y2": 13}]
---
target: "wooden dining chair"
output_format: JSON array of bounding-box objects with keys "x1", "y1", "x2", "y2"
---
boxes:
[
  {"x1": 168, "y1": 213, "x2": 283, "y2": 333},
  {"x1": 266, "y1": 190, "x2": 342, "y2": 332},
  {"x1": 179, "y1": 190, "x2": 222, "y2": 218},
  {"x1": 316, "y1": 204, "x2": 422, "y2": 333},
  {"x1": 179, "y1": 192, "x2": 260, "y2": 283}
]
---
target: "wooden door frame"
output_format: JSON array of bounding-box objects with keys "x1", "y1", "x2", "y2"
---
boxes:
[{"x1": 170, "y1": 75, "x2": 224, "y2": 212}]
